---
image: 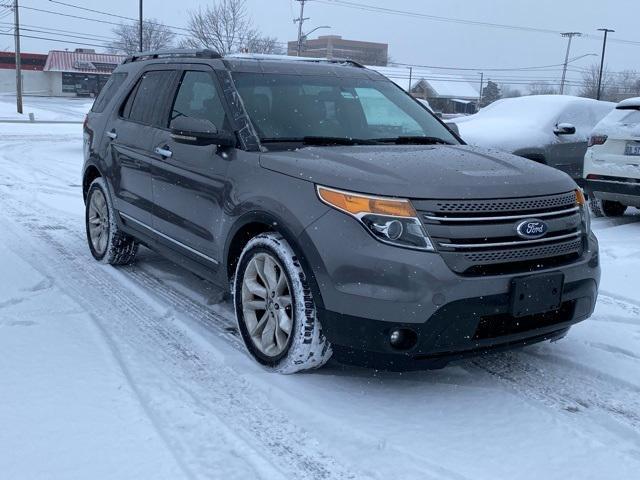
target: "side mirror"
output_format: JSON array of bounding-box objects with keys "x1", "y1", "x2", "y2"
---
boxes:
[
  {"x1": 445, "y1": 121, "x2": 460, "y2": 135},
  {"x1": 170, "y1": 116, "x2": 236, "y2": 147},
  {"x1": 554, "y1": 123, "x2": 576, "y2": 135}
]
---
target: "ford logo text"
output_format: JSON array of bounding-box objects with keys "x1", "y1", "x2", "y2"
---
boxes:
[{"x1": 516, "y1": 219, "x2": 549, "y2": 239}]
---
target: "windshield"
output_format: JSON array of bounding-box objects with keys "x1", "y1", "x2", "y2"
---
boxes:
[{"x1": 232, "y1": 72, "x2": 459, "y2": 145}]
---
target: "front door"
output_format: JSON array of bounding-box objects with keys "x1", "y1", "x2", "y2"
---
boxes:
[{"x1": 151, "y1": 68, "x2": 233, "y2": 266}]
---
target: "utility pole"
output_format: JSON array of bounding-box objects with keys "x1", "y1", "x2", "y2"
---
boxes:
[
  {"x1": 408, "y1": 66, "x2": 413, "y2": 93},
  {"x1": 560, "y1": 32, "x2": 581, "y2": 95},
  {"x1": 14, "y1": 0, "x2": 22, "y2": 114},
  {"x1": 139, "y1": 0, "x2": 143, "y2": 52},
  {"x1": 478, "y1": 72, "x2": 484, "y2": 109},
  {"x1": 596, "y1": 28, "x2": 614, "y2": 100},
  {"x1": 294, "y1": 0, "x2": 309, "y2": 56}
]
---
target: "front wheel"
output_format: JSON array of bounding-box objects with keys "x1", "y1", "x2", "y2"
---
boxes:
[{"x1": 234, "y1": 233, "x2": 332, "y2": 373}]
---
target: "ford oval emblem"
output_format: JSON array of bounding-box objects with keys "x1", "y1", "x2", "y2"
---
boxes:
[{"x1": 516, "y1": 219, "x2": 548, "y2": 239}]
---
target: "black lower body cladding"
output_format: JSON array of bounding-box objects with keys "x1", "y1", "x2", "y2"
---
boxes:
[{"x1": 299, "y1": 208, "x2": 600, "y2": 368}]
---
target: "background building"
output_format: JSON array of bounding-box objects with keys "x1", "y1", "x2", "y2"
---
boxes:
[
  {"x1": 0, "y1": 49, "x2": 125, "y2": 97},
  {"x1": 372, "y1": 66, "x2": 479, "y2": 114},
  {"x1": 288, "y1": 35, "x2": 388, "y2": 66}
]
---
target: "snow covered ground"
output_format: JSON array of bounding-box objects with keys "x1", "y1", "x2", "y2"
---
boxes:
[
  {"x1": 1, "y1": 98, "x2": 640, "y2": 480},
  {"x1": 0, "y1": 95, "x2": 92, "y2": 122}
]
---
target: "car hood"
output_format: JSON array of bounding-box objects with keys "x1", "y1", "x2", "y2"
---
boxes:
[{"x1": 259, "y1": 145, "x2": 577, "y2": 199}]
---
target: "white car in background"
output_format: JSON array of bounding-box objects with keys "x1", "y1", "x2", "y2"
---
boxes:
[
  {"x1": 583, "y1": 97, "x2": 640, "y2": 217},
  {"x1": 454, "y1": 95, "x2": 614, "y2": 180}
]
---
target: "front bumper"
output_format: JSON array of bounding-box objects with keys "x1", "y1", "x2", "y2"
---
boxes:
[
  {"x1": 584, "y1": 178, "x2": 640, "y2": 207},
  {"x1": 299, "y1": 209, "x2": 600, "y2": 365}
]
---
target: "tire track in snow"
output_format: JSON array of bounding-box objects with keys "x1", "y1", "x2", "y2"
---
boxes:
[
  {"x1": 1, "y1": 197, "x2": 370, "y2": 480},
  {"x1": 468, "y1": 349, "x2": 640, "y2": 447}
]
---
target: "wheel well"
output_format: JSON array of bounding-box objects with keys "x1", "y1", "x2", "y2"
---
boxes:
[
  {"x1": 82, "y1": 165, "x2": 102, "y2": 201},
  {"x1": 226, "y1": 222, "x2": 272, "y2": 280}
]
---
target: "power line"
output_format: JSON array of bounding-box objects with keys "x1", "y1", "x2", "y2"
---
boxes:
[
  {"x1": 0, "y1": 20, "x2": 113, "y2": 40},
  {"x1": 311, "y1": 0, "x2": 640, "y2": 47}
]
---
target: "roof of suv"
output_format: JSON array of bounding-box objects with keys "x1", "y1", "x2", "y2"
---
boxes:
[{"x1": 121, "y1": 49, "x2": 385, "y2": 80}]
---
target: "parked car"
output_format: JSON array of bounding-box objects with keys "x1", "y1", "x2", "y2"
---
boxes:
[
  {"x1": 454, "y1": 95, "x2": 614, "y2": 180},
  {"x1": 583, "y1": 97, "x2": 640, "y2": 217},
  {"x1": 82, "y1": 50, "x2": 599, "y2": 373}
]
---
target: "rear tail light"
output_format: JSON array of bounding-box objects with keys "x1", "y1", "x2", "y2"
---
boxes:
[{"x1": 588, "y1": 135, "x2": 608, "y2": 147}]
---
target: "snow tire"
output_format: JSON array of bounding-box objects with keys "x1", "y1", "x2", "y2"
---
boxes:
[
  {"x1": 234, "y1": 232, "x2": 333, "y2": 374},
  {"x1": 86, "y1": 177, "x2": 138, "y2": 265}
]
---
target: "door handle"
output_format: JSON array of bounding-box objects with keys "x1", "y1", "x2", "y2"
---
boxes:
[
  {"x1": 154, "y1": 146, "x2": 173, "y2": 158},
  {"x1": 105, "y1": 130, "x2": 117, "y2": 140}
]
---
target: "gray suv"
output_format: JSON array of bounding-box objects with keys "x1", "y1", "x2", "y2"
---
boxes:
[{"x1": 82, "y1": 50, "x2": 600, "y2": 373}]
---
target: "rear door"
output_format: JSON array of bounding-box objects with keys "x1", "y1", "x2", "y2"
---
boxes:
[
  {"x1": 107, "y1": 68, "x2": 177, "y2": 225},
  {"x1": 150, "y1": 66, "x2": 234, "y2": 266}
]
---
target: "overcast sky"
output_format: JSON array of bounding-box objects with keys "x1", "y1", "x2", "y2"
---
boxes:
[{"x1": 3, "y1": 0, "x2": 639, "y2": 93}]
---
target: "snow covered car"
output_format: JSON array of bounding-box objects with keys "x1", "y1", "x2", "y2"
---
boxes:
[
  {"x1": 583, "y1": 97, "x2": 640, "y2": 217},
  {"x1": 454, "y1": 95, "x2": 614, "y2": 180}
]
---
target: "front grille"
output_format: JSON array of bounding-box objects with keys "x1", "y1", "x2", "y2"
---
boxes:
[
  {"x1": 431, "y1": 191, "x2": 577, "y2": 215},
  {"x1": 416, "y1": 191, "x2": 585, "y2": 275}
]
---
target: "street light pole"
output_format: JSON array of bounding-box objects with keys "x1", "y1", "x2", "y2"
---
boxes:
[
  {"x1": 560, "y1": 32, "x2": 581, "y2": 95},
  {"x1": 596, "y1": 28, "x2": 614, "y2": 100},
  {"x1": 139, "y1": 0, "x2": 143, "y2": 52},
  {"x1": 14, "y1": 0, "x2": 22, "y2": 114}
]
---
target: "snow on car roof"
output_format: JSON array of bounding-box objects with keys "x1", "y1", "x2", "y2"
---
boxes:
[
  {"x1": 616, "y1": 97, "x2": 640, "y2": 109},
  {"x1": 477, "y1": 95, "x2": 613, "y2": 120}
]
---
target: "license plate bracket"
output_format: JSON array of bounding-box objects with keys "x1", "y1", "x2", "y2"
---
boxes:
[{"x1": 510, "y1": 273, "x2": 564, "y2": 318}]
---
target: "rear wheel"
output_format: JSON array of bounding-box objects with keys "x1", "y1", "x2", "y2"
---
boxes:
[
  {"x1": 234, "y1": 233, "x2": 332, "y2": 373},
  {"x1": 589, "y1": 197, "x2": 627, "y2": 217},
  {"x1": 85, "y1": 177, "x2": 138, "y2": 265}
]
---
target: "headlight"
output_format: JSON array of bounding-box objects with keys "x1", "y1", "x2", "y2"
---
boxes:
[
  {"x1": 576, "y1": 189, "x2": 591, "y2": 233},
  {"x1": 317, "y1": 186, "x2": 435, "y2": 251}
]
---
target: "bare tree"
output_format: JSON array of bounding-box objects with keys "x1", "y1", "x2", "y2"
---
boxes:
[
  {"x1": 528, "y1": 81, "x2": 558, "y2": 96},
  {"x1": 182, "y1": 0, "x2": 281, "y2": 55},
  {"x1": 501, "y1": 84, "x2": 522, "y2": 98},
  {"x1": 615, "y1": 70, "x2": 640, "y2": 100},
  {"x1": 579, "y1": 63, "x2": 614, "y2": 101},
  {"x1": 110, "y1": 18, "x2": 176, "y2": 55}
]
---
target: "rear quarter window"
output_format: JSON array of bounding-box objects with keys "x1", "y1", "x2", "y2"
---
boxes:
[{"x1": 91, "y1": 73, "x2": 127, "y2": 113}]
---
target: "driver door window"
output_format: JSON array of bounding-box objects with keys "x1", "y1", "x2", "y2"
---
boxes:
[{"x1": 170, "y1": 71, "x2": 228, "y2": 130}]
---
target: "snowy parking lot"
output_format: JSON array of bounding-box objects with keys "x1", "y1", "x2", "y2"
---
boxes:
[{"x1": 2, "y1": 99, "x2": 640, "y2": 480}]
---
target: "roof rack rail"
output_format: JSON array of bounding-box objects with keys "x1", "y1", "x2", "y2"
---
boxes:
[
  {"x1": 224, "y1": 53, "x2": 366, "y2": 69},
  {"x1": 123, "y1": 49, "x2": 222, "y2": 64}
]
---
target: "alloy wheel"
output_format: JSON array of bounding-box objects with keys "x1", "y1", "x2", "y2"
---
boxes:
[
  {"x1": 88, "y1": 189, "x2": 109, "y2": 256},
  {"x1": 241, "y1": 253, "x2": 294, "y2": 357}
]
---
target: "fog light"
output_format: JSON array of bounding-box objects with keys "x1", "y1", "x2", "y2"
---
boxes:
[{"x1": 389, "y1": 328, "x2": 418, "y2": 351}]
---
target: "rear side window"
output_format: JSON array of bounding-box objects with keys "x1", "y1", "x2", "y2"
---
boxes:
[
  {"x1": 169, "y1": 71, "x2": 228, "y2": 129},
  {"x1": 122, "y1": 70, "x2": 175, "y2": 126},
  {"x1": 91, "y1": 72, "x2": 127, "y2": 113}
]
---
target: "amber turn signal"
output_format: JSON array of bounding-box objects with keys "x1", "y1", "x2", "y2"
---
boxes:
[{"x1": 317, "y1": 186, "x2": 416, "y2": 218}]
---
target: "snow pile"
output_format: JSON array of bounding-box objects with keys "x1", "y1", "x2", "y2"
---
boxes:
[
  {"x1": 591, "y1": 99, "x2": 640, "y2": 138},
  {"x1": 456, "y1": 95, "x2": 614, "y2": 152}
]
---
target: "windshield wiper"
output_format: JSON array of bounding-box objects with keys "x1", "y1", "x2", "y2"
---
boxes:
[
  {"x1": 261, "y1": 136, "x2": 381, "y2": 146},
  {"x1": 373, "y1": 136, "x2": 454, "y2": 145}
]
